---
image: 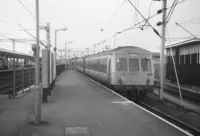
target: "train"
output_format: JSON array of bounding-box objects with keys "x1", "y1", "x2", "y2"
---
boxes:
[{"x1": 75, "y1": 46, "x2": 155, "y2": 99}]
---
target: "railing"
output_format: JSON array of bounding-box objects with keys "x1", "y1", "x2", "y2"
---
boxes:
[
  {"x1": 0, "y1": 64, "x2": 65, "y2": 97},
  {"x1": 56, "y1": 64, "x2": 65, "y2": 76}
]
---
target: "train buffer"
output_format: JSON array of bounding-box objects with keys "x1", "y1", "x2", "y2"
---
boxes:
[{"x1": 16, "y1": 70, "x2": 196, "y2": 136}]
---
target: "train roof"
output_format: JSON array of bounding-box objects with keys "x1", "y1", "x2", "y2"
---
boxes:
[
  {"x1": 0, "y1": 48, "x2": 34, "y2": 59},
  {"x1": 165, "y1": 38, "x2": 200, "y2": 49},
  {"x1": 85, "y1": 46, "x2": 151, "y2": 59}
]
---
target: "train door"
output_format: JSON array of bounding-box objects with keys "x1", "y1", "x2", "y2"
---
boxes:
[{"x1": 140, "y1": 56, "x2": 153, "y2": 85}]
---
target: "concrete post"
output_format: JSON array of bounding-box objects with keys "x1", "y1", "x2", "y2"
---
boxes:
[
  {"x1": 34, "y1": 0, "x2": 41, "y2": 124},
  {"x1": 160, "y1": 0, "x2": 167, "y2": 100}
]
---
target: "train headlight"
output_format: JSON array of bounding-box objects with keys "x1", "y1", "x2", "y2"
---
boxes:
[
  {"x1": 146, "y1": 79, "x2": 150, "y2": 85},
  {"x1": 118, "y1": 79, "x2": 123, "y2": 85}
]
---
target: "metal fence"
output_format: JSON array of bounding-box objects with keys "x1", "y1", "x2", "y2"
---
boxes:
[{"x1": 0, "y1": 64, "x2": 65, "y2": 96}]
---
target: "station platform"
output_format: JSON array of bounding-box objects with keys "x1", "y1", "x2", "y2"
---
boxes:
[
  {"x1": 17, "y1": 70, "x2": 190, "y2": 136},
  {"x1": 0, "y1": 87, "x2": 34, "y2": 136}
]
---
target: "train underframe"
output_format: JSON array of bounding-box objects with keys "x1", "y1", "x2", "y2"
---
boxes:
[
  {"x1": 113, "y1": 85, "x2": 154, "y2": 101},
  {"x1": 78, "y1": 70, "x2": 154, "y2": 101}
]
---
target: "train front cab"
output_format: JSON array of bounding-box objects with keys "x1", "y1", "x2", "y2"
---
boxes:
[{"x1": 109, "y1": 53, "x2": 154, "y2": 94}]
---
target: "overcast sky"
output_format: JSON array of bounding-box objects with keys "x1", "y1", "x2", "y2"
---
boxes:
[{"x1": 0, "y1": 0, "x2": 200, "y2": 56}]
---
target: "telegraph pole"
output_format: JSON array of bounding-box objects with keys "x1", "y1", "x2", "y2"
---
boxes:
[
  {"x1": 160, "y1": 0, "x2": 167, "y2": 100},
  {"x1": 34, "y1": 0, "x2": 41, "y2": 124}
]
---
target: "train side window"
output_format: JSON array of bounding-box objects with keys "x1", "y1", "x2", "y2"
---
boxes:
[
  {"x1": 108, "y1": 59, "x2": 111, "y2": 72},
  {"x1": 116, "y1": 58, "x2": 127, "y2": 71},
  {"x1": 0, "y1": 59, "x2": 2, "y2": 68},
  {"x1": 141, "y1": 58, "x2": 151, "y2": 72},
  {"x1": 129, "y1": 58, "x2": 139, "y2": 72}
]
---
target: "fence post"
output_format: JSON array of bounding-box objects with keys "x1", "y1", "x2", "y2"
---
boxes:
[
  {"x1": 22, "y1": 66, "x2": 24, "y2": 93},
  {"x1": 29, "y1": 67, "x2": 31, "y2": 91},
  {"x1": 13, "y1": 57, "x2": 16, "y2": 98}
]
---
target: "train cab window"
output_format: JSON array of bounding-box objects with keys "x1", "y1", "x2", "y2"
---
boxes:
[
  {"x1": 129, "y1": 58, "x2": 139, "y2": 72},
  {"x1": 116, "y1": 58, "x2": 127, "y2": 71},
  {"x1": 141, "y1": 58, "x2": 151, "y2": 72}
]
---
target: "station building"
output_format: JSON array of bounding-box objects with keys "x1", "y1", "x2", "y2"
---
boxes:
[{"x1": 165, "y1": 38, "x2": 200, "y2": 86}]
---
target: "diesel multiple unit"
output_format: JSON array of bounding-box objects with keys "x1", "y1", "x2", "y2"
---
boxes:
[{"x1": 76, "y1": 46, "x2": 154, "y2": 97}]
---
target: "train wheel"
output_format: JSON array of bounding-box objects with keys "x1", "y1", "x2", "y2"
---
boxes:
[
  {"x1": 127, "y1": 90, "x2": 133, "y2": 99},
  {"x1": 140, "y1": 90, "x2": 147, "y2": 97},
  {"x1": 132, "y1": 88, "x2": 139, "y2": 102}
]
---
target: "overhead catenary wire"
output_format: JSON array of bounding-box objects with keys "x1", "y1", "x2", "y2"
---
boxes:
[
  {"x1": 166, "y1": 0, "x2": 181, "y2": 23},
  {"x1": 124, "y1": 0, "x2": 185, "y2": 33},
  {"x1": 18, "y1": 24, "x2": 46, "y2": 47},
  {"x1": 148, "y1": 0, "x2": 153, "y2": 19},
  {"x1": 175, "y1": 22, "x2": 199, "y2": 39},
  {"x1": 17, "y1": 0, "x2": 36, "y2": 20},
  {"x1": 127, "y1": 0, "x2": 160, "y2": 37},
  {"x1": 95, "y1": 0, "x2": 186, "y2": 48},
  {"x1": 101, "y1": 0, "x2": 126, "y2": 31},
  {"x1": 134, "y1": 0, "x2": 139, "y2": 25},
  {"x1": 179, "y1": 16, "x2": 200, "y2": 25}
]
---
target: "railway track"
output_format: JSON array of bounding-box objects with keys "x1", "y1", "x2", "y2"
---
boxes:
[
  {"x1": 80, "y1": 72, "x2": 200, "y2": 136},
  {"x1": 137, "y1": 100, "x2": 200, "y2": 136}
]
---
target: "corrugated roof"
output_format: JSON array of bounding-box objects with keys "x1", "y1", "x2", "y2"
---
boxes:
[
  {"x1": 0, "y1": 48, "x2": 34, "y2": 58},
  {"x1": 165, "y1": 38, "x2": 200, "y2": 49}
]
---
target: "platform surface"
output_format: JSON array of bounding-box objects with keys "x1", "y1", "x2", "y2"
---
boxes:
[
  {"x1": 18, "y1": 71, "x2": 190, "y2": 136},
  {"x1": 0, "y1": 88, "x2": 34, "y2": 136}
]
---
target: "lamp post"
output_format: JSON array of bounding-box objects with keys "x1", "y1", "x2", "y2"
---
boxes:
[
  {"x1": 65, "y1": 41, "x2": 72, "y2": 73},
  {"x1": 54, "y1": 27, "x2": 67, "y2": 64},
  {"x1": 85, "y1": 47, "x2": 89, "y2": 56}
]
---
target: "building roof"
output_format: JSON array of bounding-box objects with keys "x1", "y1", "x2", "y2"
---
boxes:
[
  {"x1": 165, "y1": 38, "x2": 200, "y2": 49},
  {"x1": 0, "y1": 48, "x2": 34, "y2": 59}
]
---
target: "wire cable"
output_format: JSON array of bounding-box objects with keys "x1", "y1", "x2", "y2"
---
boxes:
[
  {"x1": 96, "y1": 0, "x2": 186, "y2": 48},
  {"x1": 119, "y1": 0, "x2": 186, "y2": 34},
  {"x1": 179, "y1": 16, "x2": 200, "y2": 25},
  {"x1": 166, "y1": 26, "x2": 184, "y2": 107},
  {"x1": 148, "y1": 0, "x2": 153, "y2": 19},
  {"x1": 17, "y1": 0, "x2": 36, "y2": 19},
  {"x1": 18, "y1": 24, "x2": 46, "y2": 47},
  {"x1": 101, "y1": 0, "x2": 126, "y2": 31},
  {"x1": 134, "y1": 0, "x2": 139, "y2": 25},
  {"x1": 127, "y1": 0, "x2": 161, "y2": 37},
  {"x1": 166, "y1": 0, "x2": 181, "y2": 23}
]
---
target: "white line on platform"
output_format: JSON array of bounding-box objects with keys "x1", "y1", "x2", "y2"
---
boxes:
[
  {"x1": 18, "y1": 85, "x2": 35, "y2": 93},
  {"x1": 79, "y1": 72, "x2": 193, "y2": 136}
]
